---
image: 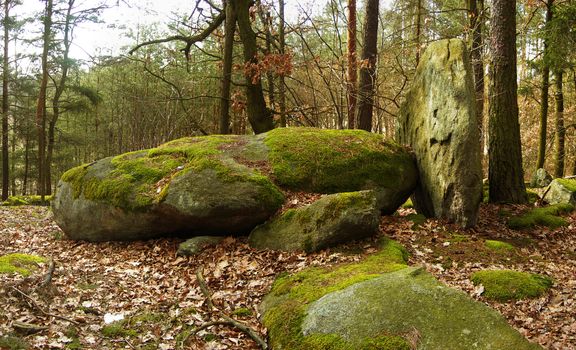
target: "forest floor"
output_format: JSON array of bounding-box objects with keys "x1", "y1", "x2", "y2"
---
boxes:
[{"x1": 0, "y1": 203, "x2": 574, "y2": 350}]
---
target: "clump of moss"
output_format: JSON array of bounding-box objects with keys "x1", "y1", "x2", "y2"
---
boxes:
[
  {"x1": 262, "y1": 238, "x2": 409, "y2": 350},
  {"x1": 0, "y1": 253, "x2": 45, "y2": 276},
  {"x1": 0, "y1": 335, "x2": 29, "y2": 350},
  {"x1": 61, "y1": 135, "x2": 283, "y2": 210},
  {"x1": 507, "y1": 203, "x2": 574, "y2": 229},
  {"x1": 556, "y1": 178, "x2": 576, "y2": 192},
  {"x1": 471, "y1": 270, "x2": 553, "y2": 302},
  {"x1": 485, "y1": 240, "x2": 514, "y2": 252},
  {"x1": 231, "y1": 307, "x2": 253, "y2": 317},
  {"x1": 101, "y1": 320, "x2": 137, "y2": 338},
  {"x1": 405, "y1": 213, "x2": 426, "y2": 229},
  {"x1": 299, "y1": 333, "x2": 411, "y2": 350},
  {"x1": 2, "y1": 195, "x2": 53, "y2": 206},
  {"x1": 401, "y1": 198, "x2": 413, "y2": 209},
  {"x1": 264, "y1": 127, "x2": 416, "y2": 193}
]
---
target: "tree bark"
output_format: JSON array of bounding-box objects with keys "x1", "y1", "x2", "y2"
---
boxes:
[
  {"x1": 469, "y1": 0, "x2": 484, "y2": 130},
  {"x1": 488, "y1": 0, "x2": 527, "y2": 203},
  {"x1": 554, "y1": 70, "x2": 565, "y2": 178},
  {"x1": 279, "y1": 0, "x2": 287, "y2": 127},
  {"x1": 233, "y1": 0, "x2": 274, "y2": 134},
  {"x1": 219, "y1": 0, "x2": 236, "y2": 134},
  {"x1": 2, "y1": 0, "x2": 10, "y2": 201},
  {"x1": 357, "y1": 0, "x2": 379, "y2": 132},
  {"x1": 346, "y1": 0, "x2": 357, "y2": 129},
  {"x1": 36, "y1": 0, "x2": 52, "y2": 200},
  {"x1": 415, "y1": 0, "x2": 422, "y2": 65},
  {"x1": 536, "y1": 0, "x2": 554, "y2": 170}
]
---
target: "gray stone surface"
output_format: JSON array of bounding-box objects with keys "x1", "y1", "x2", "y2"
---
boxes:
[
  {"x1": 302, "y1": 267, "x2": 541, "y2": 350},
  {"x1": 397, "y1": 39, "x2": 482, "y2": 228},
  {"x1": 531, "y1": 168, "x2": 553, "y2": 188},
  {"x1": 248, "y1": 191, "x2": 380, "y2": 252},
  {"x1": 177, "y1": 236, "x2": 224, "y2": 256},
  {"x1": 543, "y1": 179, "x2": 576, "y2": 205}
]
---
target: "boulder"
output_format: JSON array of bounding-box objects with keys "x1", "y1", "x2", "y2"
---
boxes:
[
  {"x1": 543, "y1": 178, "x2": 576, "y2": 205},
  {"x1": 260, "y1": 240, "x2": 541, "y2": 350},
  {"x1": 530, "y1": 168, "x2": 553, "y2": 188},
  {"x1": 397, "y1": 39, "x2": 482, "y2": 228},
  {"x1": 248, "y1": 191, "x2": 380, "y2": 252},
  {"x1": 177, "y1": 236, "x2": 224, "y2": 256},
  {"x1": 53, "y1": 128, "x2": 417, "y2": 241}
]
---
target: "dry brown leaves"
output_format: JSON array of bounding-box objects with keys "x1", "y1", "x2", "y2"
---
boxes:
[{"x1": 0, "y1": 203, "x2": 574, "y2": 349}]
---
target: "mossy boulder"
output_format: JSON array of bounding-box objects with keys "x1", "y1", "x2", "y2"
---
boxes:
[
  {"x1": 471, "y1": 270, "x2": 553, "y2": 302},
  {"x1": 261, "y1": 240, "x2": 540, "y2": 350},
  {"x1": 543, "y1": 178, "x2": 576, "y2": 205},
  {"x1": 530, "y1": 168, "x2": 553, "y2": 188},
  {"x1": 53, "y1": 128, "x2": 417, "y2": 242},
  {"x1": 248, "y1": 191, "x2": 380, "y2": 252},
  {"x1": 397, "y1": 39, "x2": 482, "y2": 228}
]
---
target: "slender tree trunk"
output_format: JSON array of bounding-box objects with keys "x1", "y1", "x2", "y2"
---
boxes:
[
  {"x1": 2, "y1": 0, "x2": 10, "y2": 201},
  {"x1": 36, "y1": 0, "x2": 52, "y2": 200},
  {"x1": 357, "y1": 0, "x2": 379, "y2": 132},
  {"x1": 536, "y1": 0, "x2": 554, "y2": 170},
  {"x1": 554, "y1": 70, "x2": 565, "y2": 178},
  {"x1": 573, "y1": 70, "x2": 576, "y2": 175},
  {"x1": 233, "y1": 0, "x2": 274, "y2": 134},
  {"x1": 278, "y1": 0, "x2": 287, "y2": 127},
  {"x1": 10, "y1": 128, "x2": 15, "y2": 196},
  {"x1": 22, "y1": 131, "x2": 29, "y2": 195},
  {"x1": 488, "y1": 0, "x2": 527, "y2": 203},
  {"x1": 219, "y1": 0, "x2": 236, "y2": 134},
  {"x1": 415, "y1": 0, "x2": 422, "y2": 65},
  {"x1": 346, "y1": 0, "x2": 357, "y2": 129},
  {"x1": 259, "y1": 7, "x2": 275, "y2": 109},
  {"x1": 469, "y1": 0, "x2": 484, "y2": 129}
]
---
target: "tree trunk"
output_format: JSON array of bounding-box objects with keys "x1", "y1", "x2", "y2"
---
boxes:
[
  {"x1": 488, "y1": 0, "x2": 527, "y2": 203},
  {"x1": 36, "y1": 0, "x2": 52, "y2": 200},
  {"x1": 469, "y1": 0, "x2": 484, "y2": 130},
  {"x1": 415, "y1": 0, "x2": 422, "y2": 65},
  {"x1": 536, "y1": 0, "x2": 554, "y2": 170},
  {"x1": 219, "y1": 0, "x2": 236, "y2": 134},
  {"x1": 357, "y1": 0, "x2": 379, "y2": 132},
  {"x1": 232, "y1": 0, "x2": 274, "y2": 134},
  {"x1": 554, "y1": 70, "x2": 565, "y2": 178},
  {"x1": 346, "y1": 0, "x2": 357, "y2": 129},
  {"x1": 2, "y1": 0, "x2": 10, "y2": 201},
  {"x1": 278, "y1": 0, "x2": 287, "y2": 127},
  {"x1": 22, "y1": 131, "x2": 29, "y2": 195}
]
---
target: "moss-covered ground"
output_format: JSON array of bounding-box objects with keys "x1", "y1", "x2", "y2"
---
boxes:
[
  {"x1": 0, "y1": 253, "x2": 45, "y2": 276},
  {"x1": 262, "y1": 238, "x2": 411, "y2": 350},
  {"x1": 507, "y1": 203, "x2": 574, "y2": 229},
  {"x1": 471, "y1": 270, "x2": 553, "y2": 302},
  {"x1": 2, "y1": 195, "x2": 53, "y2": 206}
]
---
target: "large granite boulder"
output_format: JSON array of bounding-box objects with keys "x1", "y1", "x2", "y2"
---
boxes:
[
  {"x1": 530, "y1": 168, "x2": 553, "y2": 188},
  {"x1": 543, "y1": 178, "x2": 576, "y2": 205},
  {"x1": 248, "y1": 191, "x2": 380, "y2": 252},
  {"x1": 397, "y1": 39, "x2": 482, "y2": 228},
  {"x1": 261, "y1": 239, "x2": 541, "y2": 350},
  {"x1": 53, "y1": 128, "x2": 417, "y2": 241}
]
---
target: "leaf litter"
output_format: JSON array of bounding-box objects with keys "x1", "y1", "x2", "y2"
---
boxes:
[{"x1": 0, "y1": 203, "x2": 574, "y2": 349}]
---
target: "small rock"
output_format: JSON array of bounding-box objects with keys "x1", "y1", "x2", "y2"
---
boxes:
[{"x1": 177, "y1": 236, "x2": 224, "y2": 256}]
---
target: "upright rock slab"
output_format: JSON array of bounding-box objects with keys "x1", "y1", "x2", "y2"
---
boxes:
[
  {"x1": 544, "y1": 178, "x2": 576, "y2": 205},
  {"x1": 397, "y1": 39, "x2": 482, "y2": 227}
]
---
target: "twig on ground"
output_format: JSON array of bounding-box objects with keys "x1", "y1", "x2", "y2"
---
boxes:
[
  {"x1": 11, "y1": 286, "x2": 78, "y2": 325},
  {"x1": 190, "y1": 267, "x2": 269, "y2": 350}
]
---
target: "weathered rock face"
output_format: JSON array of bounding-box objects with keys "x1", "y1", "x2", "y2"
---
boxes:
[
  {"x1": 544, "y1": 178, "x2": 576, "y2": 205},
  {"x1": 531, "y1": 168, "x2": 553, "y2": 188},
  {"x1": 53, "y1": 128, "x2": 417, "y2": 242},
  {"x1": 397, "y1": 39, "x2": 482, "y2": 228},
  {"x1": 248, "y1": 191, "x2": 380, "y2": 252},
  {"x1": 300, "y1": 268, "x2": 541, "y2": 350}
]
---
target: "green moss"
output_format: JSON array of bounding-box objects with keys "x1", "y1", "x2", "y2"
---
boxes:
[
  {"x1": 64, "y1": 326, "x2": 82, "y2": 349},
  {"x1": 0, "y1": 253, "x2": 46, "y2": 276},
  {"x1": 556, "y1": 178, "x2": 576, "y2": 192},
  {"x1": 471, "y1": 270, "x2": 553, "y2": 302},
  {"x1": 485, "y1": 240, "x2": 515, "y2": 251},
  {"x1": 231, "y1": 307, "x2": 253, "y2": 317},
  {"x1": 61, "y1": 134, "x2": 283, "y2": 210},
  {"x1": 101, "y1": 321, "x2": 137, "y2": 338},
  {"x1": 401, "y1": 198, "x2": 413, "y2": 209},
  {"x1": 0, "y1": 335, "x2": 29, "y2": 350},
  {"x1": 359, "y1": 335, "x2": 412, "y2": 350},
  {"x1": 405, "y1": 213, "x2": 426, "y2": 228},
  {"x1": 264, "y1": 127, "x2": 415, "y2": 193},
  {"x1": 507, "y1": 203, "x2": 574, "y2": 229},
  {"x1": 262, "y1": 238, "x2": 409, "y2": 350},
  {"x1": 526, "y1": 190, "x2": 540, "y2": 204},
  {"x1": 448, "y1": 233, "x2": 469, "y2": 243}
]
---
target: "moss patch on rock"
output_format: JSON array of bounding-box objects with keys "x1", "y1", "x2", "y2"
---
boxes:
[
  {"x1": 507, "y1": 203, "x2": 574, "y2": 229},
  {"x1": 0, "y1": 253, "x2": 46, "y2": 276},
  {"x1": 471, "y1": 270, "x2": 553, "y2": 302},
  {"x1": 556, "y1": 178, "x2": 576, "y2": 192},
  {"x1": 261, "y1": 238, "x2": 409, "y2": 350},
  {"x1": 264, "y1": 127, "x2": 417, "y2": 194}
]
